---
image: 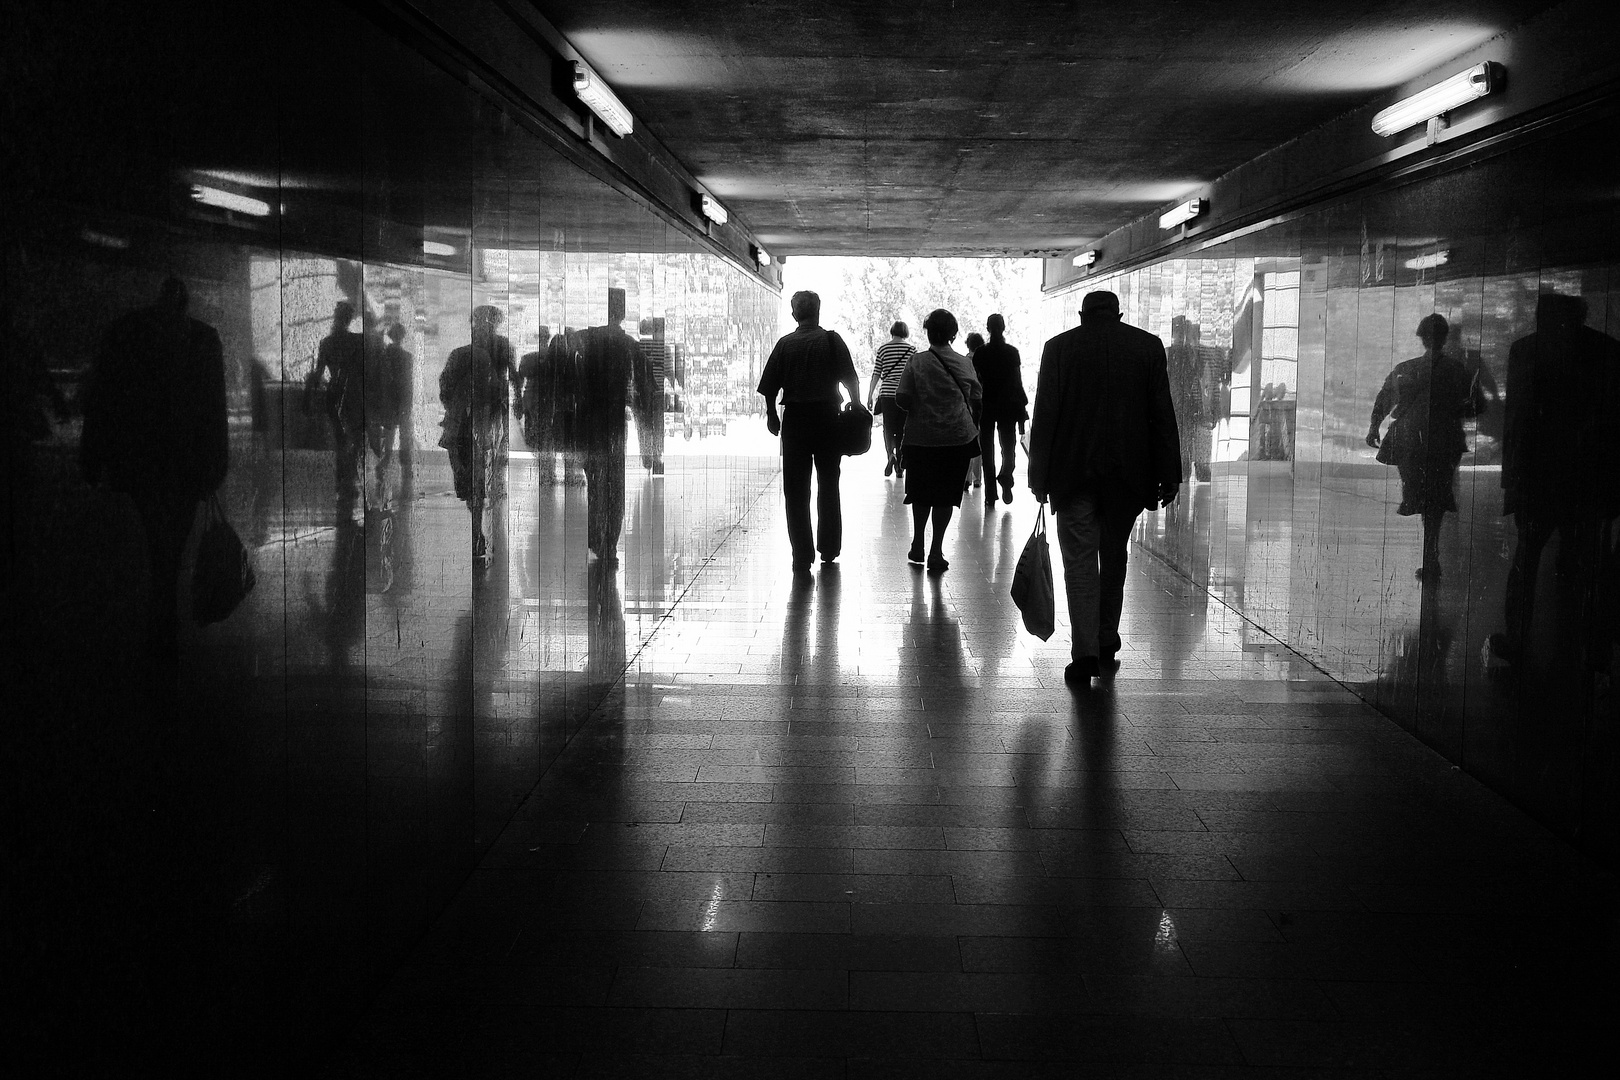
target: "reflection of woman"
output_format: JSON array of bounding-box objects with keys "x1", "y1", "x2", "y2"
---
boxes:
[
  {"x1": 1367, "y1": 314, "x2": 1484, "y2": 580},
  {"x1": 439, "y1": 305, "x2": 518, "y2": 563},
  {"x1": 896, "y1": 309, "x2": 982, "y2": 573}
]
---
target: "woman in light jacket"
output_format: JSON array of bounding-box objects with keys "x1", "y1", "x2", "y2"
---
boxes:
[{"x1": 895, "y1": 308, "x2": 982, "y2": 573}]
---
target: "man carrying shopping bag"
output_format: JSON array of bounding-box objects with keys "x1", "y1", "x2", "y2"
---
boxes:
[{"x1": 1027, "y1": 291, "x2": 1181, "y2": 689}]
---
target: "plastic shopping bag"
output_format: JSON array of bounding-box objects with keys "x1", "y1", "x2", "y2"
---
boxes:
[{"x1": 1010, "y1": 505, "x2": 1055, "y2": 640}]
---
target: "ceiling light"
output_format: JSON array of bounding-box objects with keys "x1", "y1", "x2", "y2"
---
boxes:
[
  {"x1": 1158, "y1": 199, "x2": 1205, "y2": 230},
  {"x1": 80, "y1": 227, "x2": 129, "y2": 250},
  {"x1": 1072, "y1": 249, "x2": 1099, "y2": 268},
  {"x1": 191, "y1": 185, "x2": 270, "y2": 217},
  {"x1": 422, "y1": 240, "x2": 456, "y2": 257},
  {"x1": 1404, "y1": 250, "x2": 1449, "y2": 270},
  {"x1": 1372, "y1": 62, "x2": 1500, "y2": 137},
  {"x1": 699, "y1": 194, "x2": 728, "y2": 226},
  {"x1": 573, "y1": 61, "x2": 634, "y2": 136}
]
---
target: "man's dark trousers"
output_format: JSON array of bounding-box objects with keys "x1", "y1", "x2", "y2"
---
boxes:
[
  {"x1": 979, "y1": 416, "x2": 1018, "y2": 487},
  {"x1": 1052, "y1": 492, "x2": 1140, "y2": 661},
  {"x1": 781, "y1": 402, "x2": 841, "y2": 567}
]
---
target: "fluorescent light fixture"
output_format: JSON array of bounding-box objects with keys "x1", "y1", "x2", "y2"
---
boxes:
[
  {"x1": 1158, "y1": 198, "x2": 1204, "y2": 230},
  {"x1": 1072, "y1": 249, "x2": 1099, "y2": 267},
  {"x1": 572, "y1": 61, "x2": 633, "y2": 136},
  {"x1": 752, "y1": 243, "x2": 770, "y2": 266},
  {"x1": 191, "y1": 184, "x2": 270, "y2": 217},
  {"x1": 1404, "y1": 250, "x2": 1450, "y2": 270},
  {"x1": 1372, "y1": 62, "x2": 1499, "y2": 137},
  {"x1": 699, "y1": 194, "x2": 728, "y2": 226},
  {"x1": 422, "y1": 240, "x2": 457, "y2": 257}
]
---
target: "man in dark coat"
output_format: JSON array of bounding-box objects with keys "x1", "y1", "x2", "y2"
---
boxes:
[
  {"x1": 1028, "y1": 290, "x2": 1181, "y2": 688},
  {"x1": 972, "y1": 313, "x2": 1028, "y2": 508},
  {"x1": 80, "y1": 276, "x2": 228, "y2": 665}
]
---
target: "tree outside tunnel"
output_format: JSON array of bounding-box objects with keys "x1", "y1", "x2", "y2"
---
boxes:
[{"x1": 780, "y1": 256, "x2": 1057, "y2": 382}]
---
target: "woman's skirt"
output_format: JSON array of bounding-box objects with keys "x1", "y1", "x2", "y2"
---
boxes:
[
  {"x1": 903, "y1": 440, "x2": 980, "y2": 508},
  {"x1": 1396, "y1": 454, "x2": 1460, "y2": 516}
]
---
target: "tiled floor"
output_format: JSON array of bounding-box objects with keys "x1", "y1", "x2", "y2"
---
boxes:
[{"x1": 346, "y1": 470, "x2": 1612, "y2": 1077}]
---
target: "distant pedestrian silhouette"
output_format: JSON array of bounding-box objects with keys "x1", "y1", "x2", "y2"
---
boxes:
[
  {"x1": 80, "y1": 277, "x2": 228, "y2": 668},
  {"x1": 866, "y1": 320, "x2": 915, "y2": 479},
  {"x1": 759, "y1": 290, "x2": 863, "y2": 574},
  {"x1": 1029, "y1": 290, "x2": 1180, "y2": 688},
  {"x1": 1366, "y1": 314, "x2": 1485, "y2": 581},
  {"x1": 367, "y1": 322, "x2": 414, "y2": 485},
  {"x1": 895, "y1": 308, "x2": 982, "y2": 574},
  {"x1": 973, "y1": 313, "x2": 1028, "y2": 508},
  {"x1": 963, "y1": 332, "x2": 986, "y2": 493},
  {"x1": 439, "y1": 305, "x2": 518, "y2": 564}
]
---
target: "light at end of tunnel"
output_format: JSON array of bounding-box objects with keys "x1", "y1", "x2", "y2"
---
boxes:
[
  {"x1": 700, "y1": 194, "x2": 729, "y2": 226},
  {"x1": 191, "y1": 185, "x2": 270, "y2": 217},
  {"x1": 422, "y1": 240, "x2": 457, "y2": 257},
  {"x1": 1404, "y1": 250, "x2": 1449, "y2": 270},
  {"x1": 1372, "y1": 62, "x2": 1500, "y2": 137},
  {"x1": 1073, "y1": 249, "x2": 1099, "y2": 268},
  {"x1": 573, "y1": 61, "x2": 635, "y2": 137},
  {"x1": 1158, "y1": 199, "x2": 1205, "y2": 231}
]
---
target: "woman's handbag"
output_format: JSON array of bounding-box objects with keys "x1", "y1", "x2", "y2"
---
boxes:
[
  {"x1": 1010, "y1": 505, "x2": 1055, "y2": 640},
  {"x1": 192, "y1": 494, "x2": 256, "y2": 625},
  {"x1": 832, "y1": 401, "x2": 873, "y2": 456}
]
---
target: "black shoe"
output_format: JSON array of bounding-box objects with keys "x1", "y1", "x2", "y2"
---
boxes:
[
  {"x1": 884, "y1": 461, "x2": 894, "y2": 477},
  {"x1": 927, "y1": 556, "x2": 949, "y2": 574},
  {"x1": 907, "y1": 545, "x2": 924, "y2": 565},
  {"x1": 1099, "y1": 653, "x2": 1121, "y2": 675},
  {"x1": 985, "y1": 495, "x2": 997, "y2": 511},
  {"x1": 1065, "y1": 658, "x2": 1100, "y2": 688},
  {"x1": 1001, "y1": 481, "x2": 1013, "y2": 505}
]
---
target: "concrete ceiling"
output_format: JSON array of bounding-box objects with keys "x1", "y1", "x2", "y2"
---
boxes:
[{"x1": 531, "y1": 0, "x2": 1561, "y2": 256}]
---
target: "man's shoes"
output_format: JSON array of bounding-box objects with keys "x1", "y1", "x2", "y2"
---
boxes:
[
  {"x1": 1001, "y1": 481, "x2": 1013, "y2": 504},
  {"x1": 985, "y1": 495, "x2": 997, "y2": 511},
  {"x1": 884, "y1": 461, "x2": 894, "y2": 477},
  {"x1": 926, "y1": 556, "x2": 949, "y2": 574},
  {"x1": 1064, "y1": 657, "x2": 1100, "y2": 688},
  {"x1": 1099, "y1": 652, "x2": 1121, "y2": 675}
]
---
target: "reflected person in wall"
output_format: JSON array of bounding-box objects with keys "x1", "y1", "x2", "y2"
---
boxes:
[
  {"x1": 896, "y1": 308, "x2": 981, "y2": 574},
  {"x1": 1489, "y1": 294, "x2": 1620, "y2": 670},
  {"x1": 866, "y1": 320, "x2": 914, "y2": 478},
  {"x1": 1366, "y1": 314, "x2": 1485, "y2": 582},
  {"x1": 366, "y1": 322, "x2": 413, "y2": 489},
  {"x1": 760, "y1": 290, "x2": 863, "y2": 574},
  {"x1": 1029, "y1": 290, "x2": 1180, "y2": 689},
  {"x1": 306, "y1": 301, "x2": 368, "y2": 513},
  {"x1": 573, "y1": 288, "x2": 663, "y2": 560},
  {"x1": 80, "y1": 277, "x2": 228, "y2": 667},
  {"x1": 514, "y1": 323, "x2": 552, "y2": 452},
  {"x1": 974, "y1": 313, "x2": 1029, "y2": 508},
  {"x1": 439, "y1": 305, "x2": 518, "y2": 564},
  {"x1": 1167, "y1": 315, "x2": 1214, "y2": 482}
]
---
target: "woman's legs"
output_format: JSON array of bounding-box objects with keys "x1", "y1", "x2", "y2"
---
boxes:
[
  {"x1": 1420, "y1": 511, "x2": 1443, "y2": 577},
  {"x1": 928, "y1": 505, "x2": 954, "y2": 566},
  {"x1": 909, "y1": 502, "x2": 928, "y2": 562}
]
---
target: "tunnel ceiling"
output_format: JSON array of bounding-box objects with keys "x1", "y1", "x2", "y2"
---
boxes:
[{"x1": 529, "y1": 0, "x2": 1559, "y2": 257}]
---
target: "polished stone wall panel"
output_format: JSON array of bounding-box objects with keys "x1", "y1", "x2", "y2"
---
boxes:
[
  {"x1": 1046, "y1": 114, "x2": 1620, "y2": 860},
  {"x1": 3, "y1": 0, "x2": 781, "y2": 1067}
]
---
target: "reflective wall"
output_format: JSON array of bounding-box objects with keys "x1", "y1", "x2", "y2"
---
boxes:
[
  {"x1": 1047, "y1": 112, "x2": 1620, "y2": 860},
  {"x1": 2, "y1": 0, "x2": 779, "y2": 1068}
]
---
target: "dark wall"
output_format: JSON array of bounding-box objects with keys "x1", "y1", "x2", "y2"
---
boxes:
[
  {"x1": 1048, "y1": 110, "x2": 1620, "y2": 861},
  {"x1": 2, "y1": 1, "x2": 780, "y2": 1072}
]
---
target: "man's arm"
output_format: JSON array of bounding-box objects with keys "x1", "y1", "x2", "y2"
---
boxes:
[
  {"x1": 758, "y1": 342, "x2": 783, "y2": 435},
  {"x1": 1027, "y1": 339, "x2": 1060, "y2": 500},
  {"x1": 830, "y1": 332, "x2": 863, "y2": 406}
]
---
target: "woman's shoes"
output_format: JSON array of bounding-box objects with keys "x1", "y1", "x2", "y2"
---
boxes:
[
  {"x1": 927, "y1": 556, "x2": 949, "y2": 574},
  {"x1": 907, "y1": 545, "x2": 925, "y2": 565},
  {"x1": 884, "y1": 461, "x2": 894, "y2": 477}
]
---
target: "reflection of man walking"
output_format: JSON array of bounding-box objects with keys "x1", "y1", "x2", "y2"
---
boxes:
[
  {"x1": 1489, "y1": 294, "x2": 1620, "y2": 670},
  {"x1": 1167, "y1": 315, "x2": 1211, "y2": 482},
  {"x1": 1029, "y1": 291, "x2": 1180, "y2": 689},
  {"x1": 308, "y1": 301, "x2": 367, "y2": 511},
  {"x1": 80, "y1": 277, "x2": 228, "y2": 666},
  {"x1": 572, "y1": 288, "x2": 663, "y2": 560}
]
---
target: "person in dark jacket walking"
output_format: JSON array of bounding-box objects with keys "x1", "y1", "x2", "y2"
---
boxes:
[
  {"x1": 1029, "y1": 291, "x2": 1180, "y2": 688},
  {"x1": 439, "y1": 305, "x2": 519, "y2": 564},
  {"x1": 759, "y1": 290, "x2": 864, "y2": 574},
  {"x1": 80, "y1": 276, "x2": 228, "y2": 665},
  {"x1": 973, "y1": 313, "x2": 1028, "y2": 508}
]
